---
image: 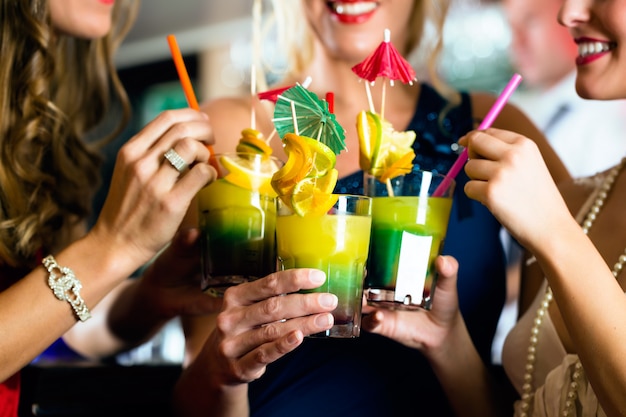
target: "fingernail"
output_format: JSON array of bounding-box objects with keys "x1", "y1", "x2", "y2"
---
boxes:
[
  {"x1": 310, "y1": 270, "x2": 326, "y2": 285},
  {"x1": 287, "y1": 331, "x2": 302, "y2": 345},
  {"x1": 319, "y1": 294, "x2": 337, "y2": 309},
  {"x1": 315, "y1": 313, "x2": 333, "y2": 328}
]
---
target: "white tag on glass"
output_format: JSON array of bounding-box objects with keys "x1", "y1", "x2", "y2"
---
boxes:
[{"x1": 394, "y1": 231, "x2": 432, "y2": 305}]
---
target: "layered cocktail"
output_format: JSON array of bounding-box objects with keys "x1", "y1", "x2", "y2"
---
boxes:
[
  {"x1": 276, "y1": 194, "x2": 371, "y2": 338},
  {"x1": 272, "y1": 133, "x2": 372, "y2": 338},
  {"x1": 363, "y1": 169, "x2": 454, "y2": 310},
  {"x1": 198, "y1": 150, "x2": 281, "y2": 296}
]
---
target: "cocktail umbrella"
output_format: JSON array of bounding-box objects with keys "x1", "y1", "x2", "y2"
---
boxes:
[
  {"x1": 258, "y1": 77, "x2": 313, "y2": 103},
  {"x1": 258, "y1": 85, "x2": 292, "y2": 103},
  {"x1": 258, "y1": 77, "x2": 313, "y2": 144},
  {"x1": 351, "y1": 28, "x2": 417, "y2": 119},
  {"x1": 273, "y1": 83, "x2": 346, "y2": 155}
]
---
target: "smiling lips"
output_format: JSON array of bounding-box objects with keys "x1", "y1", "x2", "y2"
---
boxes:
[
  {"x1": 327, "y1": 1, "x2": 379, "y2": 24},
  {"x1": 576, "y1": 37, "x2": 616, "y2": 65}
]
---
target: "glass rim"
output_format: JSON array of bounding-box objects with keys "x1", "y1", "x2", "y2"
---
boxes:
[{"x1": 364, "y1": 168, "x2": 454, "y2": 183}]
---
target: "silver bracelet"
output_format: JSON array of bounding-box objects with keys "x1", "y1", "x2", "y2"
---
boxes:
[{"x1": 42, "y1": 255, "x2": 91, "y2": 322}]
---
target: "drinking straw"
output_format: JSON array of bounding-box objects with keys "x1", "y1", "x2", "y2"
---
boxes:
[
  {"x1": 326, "y1": 92, "x2": 334, "y2": 114},
  {"x1": 166, "y1": 34, "x2": 200, "y2": 111},
  {"x1": 432, "y1": 73, "x2": 523, "y2": 197},
  {"x1": 166, "y1": 34, "x2": 220, "y2": 175}
]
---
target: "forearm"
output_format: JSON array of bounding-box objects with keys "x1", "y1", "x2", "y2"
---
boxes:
[
  {"x1": 173, "y1": 350, "x2": 249, "y2": 417},
  {"x1": 0, "y1": 232, "x2": 135, "y2": 380},
  {"x1": 62, "y1": 278, "x2": 169, "y2": 358},
  {"x1": 533, "y1": 221, "x2": 626, "y2": 416},
  {"x1": 427, "y1": 315, "x2": 511, "y2": 417}
]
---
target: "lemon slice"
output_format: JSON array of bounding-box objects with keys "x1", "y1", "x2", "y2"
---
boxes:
[
  {"x1": 220, "y1": 155, "x2": 278, "y2": 196},
  {"x1": 291, "y1": 168, "x2": 339, "y2": 217},
  {"x1": 356, "y1": 110, "x2": 382, "y2": 172},
  {"x1": 301, "y1": 136, "x2": 336, "y2": 177}
]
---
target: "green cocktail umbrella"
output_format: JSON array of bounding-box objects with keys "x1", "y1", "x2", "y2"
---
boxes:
[{"x1": 273, "y1": 83, "x2": 346, "y2": 155}]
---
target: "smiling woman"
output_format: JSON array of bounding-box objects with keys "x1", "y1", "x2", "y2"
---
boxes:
[{"x1": 172, "y1": 1, "x2": 569, "y2": 417}]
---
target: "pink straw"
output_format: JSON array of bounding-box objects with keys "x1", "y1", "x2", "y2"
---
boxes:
[{"x1": 432, "y1": 73, "x2": 522, "y2": 197}]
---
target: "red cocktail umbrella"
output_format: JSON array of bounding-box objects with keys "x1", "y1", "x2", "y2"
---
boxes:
[
  {"x1": 351, "y1": 29, "x2": 417, "y2": 118},
  {"x1": 258, "y1": 77, "x2": 313, "y2": 103}
]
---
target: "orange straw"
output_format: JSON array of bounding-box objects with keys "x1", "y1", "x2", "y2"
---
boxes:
[{"x1": 166, "y1": 34, "x2": 220, "y2": 175}]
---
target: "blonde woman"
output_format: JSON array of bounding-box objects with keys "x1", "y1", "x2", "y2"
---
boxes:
[{"x1": 175, "y1": 1, "x2": 569, "y2": 416}]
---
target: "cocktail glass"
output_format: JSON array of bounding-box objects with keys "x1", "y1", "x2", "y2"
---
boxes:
[
  {"x1": 198, "y1": 152, "x2": 282, "y2": 296},
  {"x1": 276, "y1": 194, "x2": 372, "y2": 338},
  {"x1": 363, "y1": 168, "x2": 454, "y2": 310}
]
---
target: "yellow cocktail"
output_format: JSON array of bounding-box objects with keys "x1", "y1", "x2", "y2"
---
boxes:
[{"x1": 276, "y1": 195, "x2": 372, "y2": 338}]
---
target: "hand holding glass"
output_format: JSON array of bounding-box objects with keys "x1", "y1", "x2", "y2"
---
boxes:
[
  {"x1": 364, "y1": 169, "x2": 454, "y2": 310},
  {"x1": 276, "y1": 195, "x2": 372, "y2": 338}
]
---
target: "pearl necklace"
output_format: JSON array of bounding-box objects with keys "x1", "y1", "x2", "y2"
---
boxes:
[{"x1": 519, "y1": 158, "x2": 626, "y2": 417}]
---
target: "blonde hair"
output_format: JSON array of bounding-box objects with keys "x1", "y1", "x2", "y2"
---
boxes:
[
  {"x1": 0, "y1": 0, "x2": 138, "y2": 267},
  {"x1": 265, "y1": 0, "x2": 457, "y2": 102}
]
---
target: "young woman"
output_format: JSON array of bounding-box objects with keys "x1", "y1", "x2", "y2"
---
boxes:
[
  {"x1": 364, "y1": 0, "x2": 626, "y2": 415},
  {"x1": 0, "y1": 0, "x2": 219, "y2": 414},
  {"x1": 174, "y1": 1, "x2": 570, "y2": 416}
]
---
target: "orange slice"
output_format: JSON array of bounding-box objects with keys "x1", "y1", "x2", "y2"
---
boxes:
[
  {"x1": 378, "y1": 151, "x2": 415, "y2": 183},
  {"x1": 271, "y1": 133, "x2": 313, "y2": 196}
]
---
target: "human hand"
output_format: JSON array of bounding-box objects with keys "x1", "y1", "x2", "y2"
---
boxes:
[
  {"x1": 195, "y1": 269, "x2": 337, "y2": 385},
  {"x1": 136, "y1": 227, "x2": 222, "y2": 319},
  {"x1": 361, "y1": 256, "x2": 463, "y2": 359},
  {"x1": 459, "y1": 128, "x2": 571, "y2": 251},
  {"x1": 91, "y1": 109, "x2": 217, "y2": 274}
]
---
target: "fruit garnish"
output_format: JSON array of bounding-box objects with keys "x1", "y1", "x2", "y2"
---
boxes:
[
  {"x1": 291, "y1": 168, "x2": 339, "y2": 216},
  {"x1": 236, "y1": 128, "x2": 273, "y2": 156},
  {"x1": 220, "y1": 154, "x2": 278, "y2": 197},
  {"x1": 356, "y1": 110, "x2": 381, "y2": 172},
  {"x1": 301, "y1": 136, "x2": 336, "y2": 177},
  {"x1": 271, "y1": 133, "x2": 339, "y2": 216},
  {"x1": 356, "y1": 110, "x2": 416, "y2": 181},
  {"x1": 378, "y1": 150, "x2": 415, "y2": 183},
  {"x1": 270, "y1": 133, "x2": 313, "y2": 197}
]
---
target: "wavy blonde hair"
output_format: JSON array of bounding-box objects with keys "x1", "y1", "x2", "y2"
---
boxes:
[
  {"x1": 262, "y1": 0, "x2": 457, "y2": 102},
  {"x1": 0, "y1": 0, "x2": 138, "y2": 268}
]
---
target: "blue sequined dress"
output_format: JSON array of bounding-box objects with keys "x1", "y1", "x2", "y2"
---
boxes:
[{"x1": 249, "y1": 84, "x2": 506, "y2": 417}]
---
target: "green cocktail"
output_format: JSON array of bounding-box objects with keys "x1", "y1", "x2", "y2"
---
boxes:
[
  {"x1": 276, "y1": 195, "x2": 372, "y2": 338},
  {"x1": 364, "y1": 169, "x2": 454, "y2": 310},
  {"x1": 198, "y1": 153, "x2": 281, "y2": 296}
]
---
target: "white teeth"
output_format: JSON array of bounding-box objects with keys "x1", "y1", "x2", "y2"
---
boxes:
[
  {"x1": 578, "y1": 41, "x2": 612, "y2": 57},
  {"x1": 331, "y1": 2, "x2": 378, "y2": 15}
]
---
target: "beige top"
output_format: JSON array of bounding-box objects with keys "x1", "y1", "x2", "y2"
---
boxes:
[{"x1": 501, "y1": 175, "x2": 609, "y2": 417}]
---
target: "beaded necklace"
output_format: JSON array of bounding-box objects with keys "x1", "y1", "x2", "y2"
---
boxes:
[{"x1": 518, "y1": 158, "x2": 626, "y2": 417}]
